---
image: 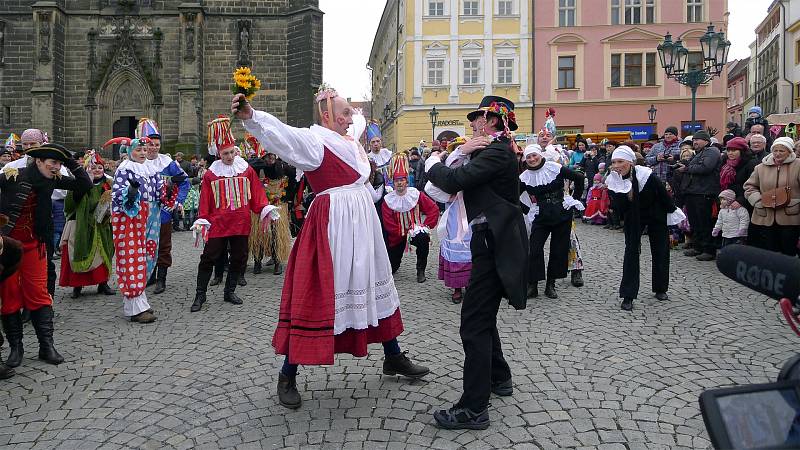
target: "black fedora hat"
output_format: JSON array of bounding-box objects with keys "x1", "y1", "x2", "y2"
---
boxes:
[
  {"x1": 466, "y1": 95, "x2": 518, "y2": 131},
  {"x1": 25, "y1": 143, "x2": 72, "y2": 163}
]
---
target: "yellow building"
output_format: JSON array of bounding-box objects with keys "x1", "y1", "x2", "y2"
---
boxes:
[{"x1": 369, "y1": 0, "x2": 533, "y2": 151}]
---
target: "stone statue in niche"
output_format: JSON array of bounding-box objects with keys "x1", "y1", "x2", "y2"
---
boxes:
[
  {"x1": 38, "y1": 12, "x2": 51, "y2": 63},
  {"x1": 184, "y1": 13, "x2": 195, "y2": 62},
  {"x1": 237, "y1": 19, "x2": 251, "y2": 66}
]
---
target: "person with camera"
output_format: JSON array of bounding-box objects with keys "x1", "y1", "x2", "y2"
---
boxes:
[
  {"x1": 646, "y1": 126, "x2": 681, "y2": 184},
  {"x1": 607, "y1": 146, "x2": 683, "y2": 311},
  {"x1": 744, "y1": 136, "x2": 800, "y2": 256}
]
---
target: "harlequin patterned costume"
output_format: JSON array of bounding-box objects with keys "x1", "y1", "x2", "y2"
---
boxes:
[{"x1": 111, "y1": 142, "x2": 167, "y2": 319}]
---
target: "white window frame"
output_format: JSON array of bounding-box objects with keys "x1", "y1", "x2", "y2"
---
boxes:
[
  {"x1": 610, "y1": 51, "x2": 659, "y2": 87},
  {"x1": 494, "y1": 42, "x2": 519, "y2": 85},
  {"x1": 427, "y1": 0, "x2": 446, "y2": 17},
  {"x1": 462, "y1": 0, "x2": 481, "y2": 16},
  {"x1": 497, "y1": 59, "x2": 514, "y2": 85},
  {"x1": 463, "y1": 59, "x2": 481, "y2": 85},
  {"x1": 613, "y1": 0, "x2": 655, "y2": 25},
  {"x1": 427, "y1": 59, "x2": 445, "y2": 86},
  {"x1": 559, "y1": 0, "x2": 576, "y2": 27},
  {"x1": 558, "y1": 55, "x2": 576, "y2": 89},
  {"x1": 687, "y1": 0, "x2": 703, "y2": 23},
  {"x1": 424, "y1": 42, "x2": 450, "y2": 88},
  {"x1": 496, "y1": 0, "x2": 516, "y2": 16}
]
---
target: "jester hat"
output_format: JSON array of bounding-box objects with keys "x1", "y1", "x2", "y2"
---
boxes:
[
  {"x1": 366, "y1": 120, "x2": 382, "y2": 143},
  {"x1": 4, "y1": 133, "x2": 19, "y2": 150},
  {"x1": 136, "y1": 118, "x2": 160, "y2": 139},
  {"x1": 207, "y1": 116, "x2": 236, "y2": 156},
  {"x1": 390, "y1": 151, "x2": 409, "y2": 180},
  {"x1": 245, "y1": 132, "x2": 266, "y2": 158}
]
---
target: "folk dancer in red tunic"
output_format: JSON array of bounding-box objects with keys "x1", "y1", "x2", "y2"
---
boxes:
[
  {"x1": 189, "y1": 117, "x2": 275, "y2": 312},
  {"x1": 234, "y1": 85, "x2": 430, "y2": 410},
  {"x1": 381, "y1": 152, "x2": 440, "y2": 283},
  {"x1": 0, "y1": 144, "x2": 91, "y2": 367}
]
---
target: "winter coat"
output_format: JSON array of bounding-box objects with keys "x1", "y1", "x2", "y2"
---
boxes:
[
  {"x1": 720, "y1": 153, "x2": 758, "y2": 214},
  {"x1": 645, "y1": 139, "x2": 681, "y2": 182},
  {"x1": 682, "y1": 146, "x2": 721, "y2": 196},
  {"x1": 745, "y1": 152, "x2": 800, "y2": 226},
  {"x1": 712, "y1": 207, "x2": 750, "y2": 239}
]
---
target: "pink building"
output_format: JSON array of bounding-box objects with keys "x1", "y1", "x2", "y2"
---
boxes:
[{"x1": 533, "y1": 0, "x2": 728, "y2": 140}]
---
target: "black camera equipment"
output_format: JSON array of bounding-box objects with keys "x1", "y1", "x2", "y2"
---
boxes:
[{"x1": 699, "y1": 245, "x2": 800, "y2": 449}]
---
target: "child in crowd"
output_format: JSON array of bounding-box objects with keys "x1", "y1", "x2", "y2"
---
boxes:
[
  {"x1": 712, "y1": 189, "x2": 749, "y2": 248},
  {"x1": 583, "y1": 174, "x2": 609, "y2": 225}
]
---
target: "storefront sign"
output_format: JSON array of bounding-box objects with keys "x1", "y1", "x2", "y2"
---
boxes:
[{"x1": 607, "y1": 124, "x2": 656, "y2": 140}]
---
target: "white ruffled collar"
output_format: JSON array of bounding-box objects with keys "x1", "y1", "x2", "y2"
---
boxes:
[
  {"x1": 519, "y1": 161, "x2": 561, "y2": 187},
  {"x1": 368, "y1": 148, "x2": 393, "y2": 166},
  {"x1": 209, "y1": 156, "x2": 250, "y2": 177},
  {"x1": 311, "y1": 124, "x2": 371, "y2": 182},
  {"x1": 145, "y1": 153, "x2": 173, "y2": 172},
  {"x1": 606, "y1": 166, "x2": 653, "y2": 194},
  {"x1": 383, "y1": 187, "x2": 421, "y2": 212},
  {"x1": 116, "y1": 159, "x2": 160, "y2": 178}
]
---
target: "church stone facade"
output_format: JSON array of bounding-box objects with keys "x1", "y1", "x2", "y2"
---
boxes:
[{"x1": 0, "y1": 0, "x2": 322, "y2": 155}]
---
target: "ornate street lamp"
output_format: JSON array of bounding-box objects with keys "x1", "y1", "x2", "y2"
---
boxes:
[
  {"x1": 657, "y1": 24, "x2": 730, "y2": 134},
  {"x1": 429, "y1": 106, "x2": 439, "y2": 142},
  {"x1": 648, "y1": 104, "x2": 657, "y2": 126}
]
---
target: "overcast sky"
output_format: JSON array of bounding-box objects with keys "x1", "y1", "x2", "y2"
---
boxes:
[{"x1": 321, "y1": 0, "x2": 771, "y2": 101}]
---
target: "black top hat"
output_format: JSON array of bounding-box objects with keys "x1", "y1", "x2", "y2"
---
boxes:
[
  {"x1": 466, "y1": 96, "x2": 518, "y2": 131},
  {"x1": 25, "y1": 143, "x2": 72, "y2": 163}
]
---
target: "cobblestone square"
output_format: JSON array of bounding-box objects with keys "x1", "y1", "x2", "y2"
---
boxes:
[{"x1": 0, "y1": 223, "x2": 794, "y2": 449}]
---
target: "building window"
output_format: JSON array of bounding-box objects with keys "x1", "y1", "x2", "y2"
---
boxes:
[
  {"x1": 497, "y1": 58, "x2": 514, "y2": 84},
  {"x1": 463, "y1": 59, "x2": 480, "y2": 84},
  {"x1": 428, "y1": 60, "x2": 444, "y2": 85},
  {"x1": 463, "y1": 0, "x2": 479, "y2": 16},
  {"x1": 428, "y1": 1, "x2": 445, "y2": 16},
  {"x1": 688, "y1": 51, "x2": 704, "y2": 72},
  {"x1": 795, "y1": 40, "x2": 800, "y2": 65},
  {"x1": 559, "y1": 0, "x2": 576, "y2": 27},
  {"x1": 498, "y1": 0, "x2": 514, "y2": 16},
  {"x1": 611, "y1": 52, "x2": 657, "y2": 87},
  {"x1": 558, "y1": 56, "x2": 576, "y2": 89},
  {"x1": 613, "y1": 0, "x2": 654, "y2": 25},
  {"x1": 687, "y1": 0, "x2": 703, "y2": 23},
  {"x1": 645, "y1": 52, "x2": 656, "y2": 86}
]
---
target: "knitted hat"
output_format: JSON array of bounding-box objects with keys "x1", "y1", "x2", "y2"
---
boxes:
[
  {"x1": 725, "y1": 137, "x2": 748, "y2": 151},
  {"x1": 593, "y1": 174, "x2": 603, "y2": 183},
  {"x1": 772, "y1": 136, "x2": 795, "y2": 152},
  {"x1": 20, "y1": 129, "x2": 47, "y2": 144},
  {"x1": 135, "y1": 118, "x2": 160, "y2": 139},
  {"x1": 207, "y1": 116, "x2": 236, "y2": 156},
  {"x1": 523, "y1": 144, "x2": 543, "y2": 158},
  {"x1": 611, "y1": 145, "x2": 636, "y2": 163},
  {"x1": 749, "y1": 106, "x2": 762, "y2": 116},
  {"x1": 665, "y1": 126, "x2": 679, "y2": 136},
  {"x1": 719, "y1": 189, "x2": 736, "y2": 202}
]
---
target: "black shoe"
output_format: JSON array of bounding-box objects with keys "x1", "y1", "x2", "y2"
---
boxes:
[
  {"x1": 491, "y1": 378, "x2": 513, "y2": 396},
  {"x1": 273, "y1": 262, "x2": 283, "y2": 276},
  {"x1": 684, "y1": 248, "x2": 702, "y2": 257},
  {"x1": 191, "y1": 270, "x2": 212, "y2": 312},
  {"x1": 570, "y1": 270, "x2": 584, "y2": 288},
  {"x1": 71, "y1": 287, "x2": 82, "y2": 299},
  {"x1": 209, "y1": 276, "x2": 223, "y2": 287},
  {"x1": 253, "y1": 261, "x2": 263, "y2": 274},
  {"x1": 544, "y1": 280, "x2": 558, "y2": 299},
  {"x1": 382, "y1": 352, "x2": 430, "y2": 379},
  {"x1": 527, "y1": 283, "x2": 539, "y2": 298},
  {"x1": 620, "y1": 298, "x2": 633, "y2": 311},
  {"x1": 238, "y1": 273, "x2": 247, "y2": 287},
  {"x1": 278, "y1": 372, "x2": 302, "y2": 409},
  {"x1": 696, "y1": 252, "x2": 716, "y2": 261},
  {"x1": 655, "y1": 292, "x2": 669, "y2": 301},
  {"x1": 30, "y1": 306, "x2": 64, "y2": 365},
  {"x1": 433, "y1": 406, "x2": 490, "y2": 430},
  {"x1": 224, "y1": 272, "x2": 244, "y2": 305},
  {"x1": 154, "y1": 266, "x2": 167, "y2": 294},
  {"x1": 1, "y1": 312, "x2": 23, "y2": 368},
  {"x1": 416, "y1": 269, "x2": 426, "y2": 283},
  {"x1": 97, "y1": 283, "x2": 116, "y2": 295}
]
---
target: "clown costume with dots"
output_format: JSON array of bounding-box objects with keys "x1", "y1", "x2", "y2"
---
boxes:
[{"x1": 110, "y1": 139, "x2": 169, "y2": 324}]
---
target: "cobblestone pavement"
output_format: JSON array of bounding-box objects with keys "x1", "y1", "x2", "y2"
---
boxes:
[{"x1": 0, "y1": 223, "x2": 795, "y2": 449}]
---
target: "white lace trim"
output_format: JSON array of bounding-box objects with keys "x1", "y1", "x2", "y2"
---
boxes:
[
  {"x1": 367, "y1": 148, "x2": 393, "y2": 167},
  {"x1": 209, "y1": 156, "x2": 249, "y2": 177},
  {"x1": 383, "y1": 187, "x2": 420, "y2": 212},
  {"x1": 519, "y1": 161, "x2": 562, "y2": 187},
  {"x1": 117, "y1": 159, "x2": 160, "y2": 178},
  {"x1": 606, "y1": 166, "x2": 653, "y2": 194},
  {"x1": 563, "y1": 195, "x2": 585, "y2": 211},
  {"x1": 123, "y1": 292, "x2": 151, "y2": 317},
  {"x1": 144, "y1": 154, "x2": 172, "y2": 172}
]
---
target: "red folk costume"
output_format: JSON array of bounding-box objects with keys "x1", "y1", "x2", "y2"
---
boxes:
[
  {"x1": 381, "y1": 191, "x2": 439, "y2": 247},
  {"x1": 243, "y1": 97, "x2": 403, "y2": 365},
  {"x1": 190, "y1": 117, "x2": 273, "y2": 312}
]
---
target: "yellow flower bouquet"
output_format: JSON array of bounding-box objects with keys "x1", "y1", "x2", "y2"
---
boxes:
[{"x1": 231, "y1": 66, "x2": 262, "y2": 111}]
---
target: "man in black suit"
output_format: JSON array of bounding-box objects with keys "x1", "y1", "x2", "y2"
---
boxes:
[{"x1": 425, "y1": 96, "x2": 529, "y2": 430}]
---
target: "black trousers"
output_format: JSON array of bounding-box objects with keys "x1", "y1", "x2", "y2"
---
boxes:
[
  {"x1": 620, "y1": 220, "x2": 670, "y2": 299},
  {"x1": 749, "y1": 223, "x2": 800, "y2": 257},
  {"x1": 386, "y1": 233, "x2": 430, "y2": 274},
  {"x1": 685, "y1": 194, "x2": 716, "y2": 255},
  {"x1": 529, "y1": 219, "x2": 572, "y2": 282},
  {"x1": 46, "y1": 239, "x2": 56, "y2": 296},
  {"x1": 457, "y1": 228, "x2": 511, "y2": 412},
  {"x1": 200, "y1": 236, "x2": 249, "y2": 274}
]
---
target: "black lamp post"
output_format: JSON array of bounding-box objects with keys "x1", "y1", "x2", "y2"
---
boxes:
[
  {"x1": 648, "y1": 104, "x2": 657, "y2": 126},
  {"x1": 657, "y1": 24, "x2": 730, "y2": 134},
  {"x1": 429, "y1": 106, "x2": 439, "y2": 142}
]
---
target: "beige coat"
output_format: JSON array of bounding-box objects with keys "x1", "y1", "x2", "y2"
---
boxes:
[{"x1": 744, "y1": 152, "x2": 800, "y2": 226}]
